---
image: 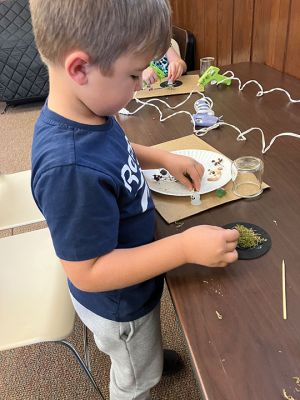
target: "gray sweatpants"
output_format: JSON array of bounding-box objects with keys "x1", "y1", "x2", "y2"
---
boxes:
[{"x1": 71, "y1": 295, "x2": 163, "y2": 400}]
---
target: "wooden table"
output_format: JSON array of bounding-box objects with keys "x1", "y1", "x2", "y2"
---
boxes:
[{"x1": 117, "y1": 62, "x2": 300, "y2": 400}]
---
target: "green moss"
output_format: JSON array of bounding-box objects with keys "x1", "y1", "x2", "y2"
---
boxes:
[{"x1": 235, "y1": 224, "x2": 267, "y2": 249}]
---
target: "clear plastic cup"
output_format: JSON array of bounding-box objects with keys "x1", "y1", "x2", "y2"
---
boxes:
[
  {"x1": 231, "y1": 156, "x2": 264, "y2": 198},
  {"x1": 199, "y1": 57, "x2": 215, "y2": 75}
]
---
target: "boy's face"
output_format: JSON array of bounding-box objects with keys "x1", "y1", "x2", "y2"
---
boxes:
[{"x1": 81, "y1": 52, "x2": 152, "y2": 117}]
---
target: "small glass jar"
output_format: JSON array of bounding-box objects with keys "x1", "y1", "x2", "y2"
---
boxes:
[
  {"x1": 231, "y1": 156, "x2": 264, "y2": 198},
  {"x1": 199, "y1": 57, "x2": 215, "y2": 76}
]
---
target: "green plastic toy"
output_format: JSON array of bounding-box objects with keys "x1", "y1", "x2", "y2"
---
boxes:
[
  {"x1": 149, "y1": 61, "x2": 167, "y2": 81},
  {"x1": 198, "y1": 66, "x2": 231, "y2": 89}
]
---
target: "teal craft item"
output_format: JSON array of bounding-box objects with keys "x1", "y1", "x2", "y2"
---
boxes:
[
  {"x1": 150, "y1": 61, "x2": 167, "y2": 80},
  {"x1": 198, "y1": 66, "x2": 231, "y2": 89}
]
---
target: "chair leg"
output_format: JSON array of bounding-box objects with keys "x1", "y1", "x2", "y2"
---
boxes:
[
  {"x1": 56, "y1": 339, "x2": 105, "y2": 400},
  {"x1": 83, "y1": 323, "x2": 91, "y2": 370}
]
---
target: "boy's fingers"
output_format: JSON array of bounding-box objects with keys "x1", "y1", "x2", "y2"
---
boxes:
[
  {"x1": 195, "y1": 162, "x2": 205, "y2": 178},
  {"x1": 181, "y1": 176, "x2": 194, "y2": 191},
  {"x1": 225, "y1": 228, "x2": 239, "y2": 241},
  {"x1": 225, "y1": 249, "x2": 239, "y2": 263},
  {"x1": 226, "y1": 241, "x2": 238, "y2": 252},
  {"x1": 184, "y1": 163, "x2": 204, "y2": 191}
]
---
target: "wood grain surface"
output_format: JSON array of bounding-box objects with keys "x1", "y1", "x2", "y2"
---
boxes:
[{"x1": 169, "y1": 0, "x2": 300, "y2": 80}]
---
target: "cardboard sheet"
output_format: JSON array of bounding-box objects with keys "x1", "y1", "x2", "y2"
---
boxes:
[
  {"x1": 149, "y1": 135, "x2": 269, "y2": 224},
  {"x1": 135, "y1": 74, "x2": 201, "y2": 99}
]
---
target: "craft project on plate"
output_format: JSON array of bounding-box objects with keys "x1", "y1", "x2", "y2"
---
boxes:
[{"x1": 143, "y1": 149, "x2": 232, "y2": 196}]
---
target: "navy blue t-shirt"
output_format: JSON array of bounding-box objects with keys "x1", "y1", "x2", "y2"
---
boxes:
[{"x1": 31, "y1": 105, "x2": 164, "y2": 322}]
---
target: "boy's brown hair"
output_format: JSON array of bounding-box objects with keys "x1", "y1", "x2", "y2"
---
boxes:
[{"x1": 29, "y1": 0, "x2": 172, "y2": 72}]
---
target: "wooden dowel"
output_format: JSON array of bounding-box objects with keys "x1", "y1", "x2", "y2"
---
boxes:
[{"x1": 282, "y1": 259, "x2": 287, "y2": 320}]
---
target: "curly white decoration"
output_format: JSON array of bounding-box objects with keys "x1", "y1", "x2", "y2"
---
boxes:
[{"x1": 119, "y1": 74, "x2": 300, "y2": 154}]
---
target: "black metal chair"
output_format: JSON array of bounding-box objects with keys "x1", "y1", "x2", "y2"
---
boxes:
[{"x1": 173, "y1": 25, "x2": 196, "y2": 71}]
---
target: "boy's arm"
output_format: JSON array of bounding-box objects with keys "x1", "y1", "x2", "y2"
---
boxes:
[
  {"x1": 166, "y1": 47, "x2": 187, "y2": 72},
  {"x1": 131, "y1": 143, "x2": 172, "y2": 169},
  {"x1": 61, "y1": 225, "x2": 239, "y2": 292},
  {"x1": 132, "y1": 143, "x2": 204, "y2": 191}
]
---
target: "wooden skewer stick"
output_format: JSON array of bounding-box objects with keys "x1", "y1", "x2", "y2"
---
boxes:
[{"x1": 282, "y1": 259, "x2": 287, "y2": 320}]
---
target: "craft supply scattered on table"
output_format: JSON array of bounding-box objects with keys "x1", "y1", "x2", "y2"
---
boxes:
[
  {"x1": 282, "y1": 259, "x2": 287, "y2": 320},
  {"x1": 215, "y1": 311, "x2": 223, "y2": 320},
  {"x1": 282, "y1": 389, "x2": 295, "y2": 400},
  {"x1": 282, "y1": 377, "x2": 300, "y2": 400}
]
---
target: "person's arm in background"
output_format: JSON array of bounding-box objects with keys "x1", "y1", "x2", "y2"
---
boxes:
[
  {"x1": 142, "y1": 66, "x2": 158, "y2": 86},
  {"x1": 142, "y1": 45, "x2": 187, "y2": 86},
  {"x1": 166, "y1": 46, "x2": 187, "y2": 82}
]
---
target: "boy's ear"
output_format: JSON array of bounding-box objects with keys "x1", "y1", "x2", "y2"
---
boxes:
[{"x1": 65, "y1": 51, "x2": 91, "y2": 85}]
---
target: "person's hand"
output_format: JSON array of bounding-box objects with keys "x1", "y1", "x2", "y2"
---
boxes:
[
  {"x1": 142, "y1": 67, "x2": 158, "y2": 86},
  {"x1": 168, "y1": 59, "x2": 186, "y2": 82},
  {"x1": 162, "y1": 152, "x2": 204, "y2": 191},
  {"x1": 181, "y1": 226, "x2": 239, "y2": 267}
]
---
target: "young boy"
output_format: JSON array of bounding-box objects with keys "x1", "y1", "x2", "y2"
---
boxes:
[{"x1": 30, "y1": 1, "x2": 239, "y2": 399}]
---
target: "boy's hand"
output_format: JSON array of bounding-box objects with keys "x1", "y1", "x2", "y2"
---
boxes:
[
  {"x1": 181, "y1": 226, "x2": 239, "y2": 267},
  {"x1": 162, "y1": 153, "x2": 204, "y2": 191},
  {"x1": 168, "y1": 60, "x2": 186, "y2": 82},
  {"x1": 142, "y1": 66, "x2": 158, "y2": 86}
]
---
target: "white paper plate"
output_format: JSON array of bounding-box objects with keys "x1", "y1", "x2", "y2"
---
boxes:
[{"x1": 143, "y1": 149, "x2": 232, "y2": 196}]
